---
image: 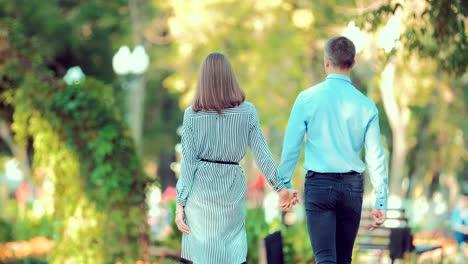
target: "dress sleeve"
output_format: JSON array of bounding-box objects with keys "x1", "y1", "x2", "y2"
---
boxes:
[
  {"x1": 248, "y1": 105, "x2": 286, "y2": 192},
  {"x1": 176, "y1": 109, "x2": 198, "y2": 206}
]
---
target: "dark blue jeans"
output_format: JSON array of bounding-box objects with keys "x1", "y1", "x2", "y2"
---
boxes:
[
  {"x1": 454, "y1": 231, "x2": 468, "y2": 247},
  {"x1": 304, "y1": 171, "x2": 364, "y2": 264}
]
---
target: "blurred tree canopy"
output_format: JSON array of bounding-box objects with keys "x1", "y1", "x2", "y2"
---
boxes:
[
  {"x1": 359, "y1": 0, "x2": 467, "y2": 76},
  {"x1": 355, "y1": 0, "x2": 467, "y2": 199}
]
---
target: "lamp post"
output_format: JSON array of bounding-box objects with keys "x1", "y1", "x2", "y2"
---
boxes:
[{"x1": 112, "y1": 45, "x2": 150, "y2": 149}]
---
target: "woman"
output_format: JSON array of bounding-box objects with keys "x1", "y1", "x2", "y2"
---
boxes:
[{"x1": 175, "y1": 52, "x2": 297, "y2": 264}]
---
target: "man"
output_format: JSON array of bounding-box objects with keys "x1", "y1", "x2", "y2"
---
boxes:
[
  {"x1": 278, "y1": 36, "x2": 388, "y2": 264},
  {"x1": 452, "y1": 193, "x2": 468, "y2": 260}
]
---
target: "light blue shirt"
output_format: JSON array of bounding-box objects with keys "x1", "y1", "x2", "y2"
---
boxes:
[
  {"x1": 451, "y1": 207, "x2": 468, "y2": 228},
  {"x1": 278, "y1": 74, "x2": 388, "y2": 209}
]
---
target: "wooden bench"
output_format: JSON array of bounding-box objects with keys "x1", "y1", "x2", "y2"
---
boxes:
[{"x1": 355, "y1": 208, "x2": 442, "y2": 263}]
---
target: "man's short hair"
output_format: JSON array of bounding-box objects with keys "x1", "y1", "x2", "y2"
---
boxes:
[{"x1": 324, "y1": 36, "x2": 356, "y2": 69}]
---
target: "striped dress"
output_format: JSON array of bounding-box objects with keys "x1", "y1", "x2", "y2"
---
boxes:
[{"x1": 176, "y1": 102, "x2": 286, "y2": 264}]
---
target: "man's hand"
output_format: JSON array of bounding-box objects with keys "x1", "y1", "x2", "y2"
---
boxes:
[
  {"x1": 369, "y1": 208, "x2": 386, "y2": 231},
  {"x1": 175, "y1": 204, "x2": 190, "y2": 234},
  {"x1": 278, "y1": 188, "x2": 300, "y2": 210}
]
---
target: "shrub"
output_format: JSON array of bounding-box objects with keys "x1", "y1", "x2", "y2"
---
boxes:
[{"x1": 0, "y1": 219, "x2": 13, "y2": 242}]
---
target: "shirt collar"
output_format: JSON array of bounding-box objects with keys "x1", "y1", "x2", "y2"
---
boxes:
[{"x1": 326, "y1": 74, "x2": 352, "y2": 84}]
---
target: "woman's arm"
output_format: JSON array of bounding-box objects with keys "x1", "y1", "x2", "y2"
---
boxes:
[{"x1": 176, "y1": 109, "x2": 198, "y2": 207}]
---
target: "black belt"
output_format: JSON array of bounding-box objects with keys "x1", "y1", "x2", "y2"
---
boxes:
[
  {"x1": 200, "y1": 158, "x2": 239, "y2": 165},
  {"x1": 307, "y1": 170, "x2": 361, "y2": 177}
]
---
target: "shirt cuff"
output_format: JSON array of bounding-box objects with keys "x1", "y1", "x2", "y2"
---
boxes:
[
  {"x1": 176, "y1": 197, "x2": 187, "y2": 207},
  {"x1": 374, "y1": 198, "x2": 387, "y2": 210},
  {"x1": 374, "y1": 184, "x2": 388, "y2": 210},
  {"x1": 284, "y1": 182, "x2": 293, "y2": 189},
  {"x1": 273, "y1": 182, "x2": 287, "y2": 192}
]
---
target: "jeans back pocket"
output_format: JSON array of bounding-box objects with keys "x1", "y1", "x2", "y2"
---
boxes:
[{"x1": 304, "y1": 183, "x2": 333, "y2": 210}]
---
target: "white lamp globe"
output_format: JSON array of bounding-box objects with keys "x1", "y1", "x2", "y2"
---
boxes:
[
  {"x1": 112, "y1": 46, "x2": 132, "y2": 75},
  {"x1": 129, "y1": 45, "x2": 150, "y2": 75}
]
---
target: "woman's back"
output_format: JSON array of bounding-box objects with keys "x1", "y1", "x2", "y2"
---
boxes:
[
  {"x1": 186, "y1": 102, "x2": 253, "y2": 163},
  {"x1": 175, "y1": 53, "x2": 291, "y2": 264}
]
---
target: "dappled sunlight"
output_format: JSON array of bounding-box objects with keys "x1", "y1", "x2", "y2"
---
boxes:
[
  {"x1": 342, "y1": 21, "x2": 371, "y2": 53},
  {"x1": 378, "y1": 9, "x2": 402, "y2": 53},
  {"x1": 178, "y1": 43, "x2": 193, "y2": 58},
  {"x1": 292, "y1": 9, "x2": 314, "y2": 29},
  {"x1": 167, "y1": 0, "x2": 221, "y2": 44},
  {"x1": 5, "y1": 159, "x2": 23, "y2": 182},
  {"x1": 254, "y1": 0, "x2": 283, "y2": 11}
]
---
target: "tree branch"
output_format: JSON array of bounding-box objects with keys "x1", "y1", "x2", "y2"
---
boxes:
[{"x1": 379, "y1": 62, "x2": 400, "y2": 130}]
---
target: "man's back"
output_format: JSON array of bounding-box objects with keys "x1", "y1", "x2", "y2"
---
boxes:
[
  {"x1": 299, "y1": 74, "x2": 376, "y2": 173},
  {"x1": 278, "y1": 73, "x2": 387, "y2": 210}
]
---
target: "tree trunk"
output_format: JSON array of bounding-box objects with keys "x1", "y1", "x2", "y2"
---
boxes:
[
  {"x1": 445, "y1": 172, "x2": 460, "y2": 210},
  {"x1": 379, "y1": 62, "x2": 410, "y2": 197},
  {"x1": 405, "y1": 107, "x2": 432, "y2": 199},
  {"x1": 389, "y1": 122, "x2": 408, "y2": 196}
]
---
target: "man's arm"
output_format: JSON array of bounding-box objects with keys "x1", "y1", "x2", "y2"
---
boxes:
[
  {"x1": 451, "y1": 209, "x2": 468, "y2": 234},
  {"x1": 278, "y1": 94, "x2": 307, "y2": 189},
  {"x1": 364, "y1": 106, "x2": 388, "y2": 210}
]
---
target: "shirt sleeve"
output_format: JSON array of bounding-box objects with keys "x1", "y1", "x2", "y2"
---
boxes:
[
  {"x1": 364, "y1": 106, "x2": 389, "y2": 210},
  {"x1": 278, "y1": 94, "x2": 307, "y2": 189},
  {"x1": 451, "y1": 208, "x2": 462, "y2": 228},
  {"x1": 176, "y1": 109, "x2": 198, "y2": 206},
  {"x1": 248, "y1": 105, "x2": 286, "y2": 192}
]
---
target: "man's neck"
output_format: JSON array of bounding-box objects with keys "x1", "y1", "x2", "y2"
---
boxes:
[{"x1": 327, "y1": 67, "x2": 351, "y2": 77}]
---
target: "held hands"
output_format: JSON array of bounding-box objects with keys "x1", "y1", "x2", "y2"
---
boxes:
[
  {"x1": 369, "y1": 208, "x2": 386, "y2": 231},
  {"x1": 175, "y1": 189, "x2": 300, "y2": 234},
  {"x1": 278, "y1": 188, "x2": 300, "y2": 210},
  {"x1": 175, "y1": 204, "x2": 190, "y2": 234}
]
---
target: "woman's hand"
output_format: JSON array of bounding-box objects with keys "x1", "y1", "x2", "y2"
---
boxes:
[
  {"x1": 175, "y1": 204, "x2": 190, "y2": 234},
  {"x1": 278, "y1": 188, "x2": 299, "y2": 210}
]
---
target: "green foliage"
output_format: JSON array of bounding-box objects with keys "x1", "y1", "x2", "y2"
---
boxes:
[
  {"x1": 0, "y1": 0, "x2": 130, "y2": 82},
  {"x1": 2, "y1": 258, "x2": 48, "y2": 264},
  {"x1": 245, "y1": 208, "x2": 314, "y2": 263},
  {"x1": 1, "y1": 20, "x2": 149, "y2": 263},
  {"x1": 281, "y1": 222, "x2": 314, "y2": 263},
  {"x1": 0, "y1": 218, "x2": 13, "y2": 242},
  {"x1": 18, "y1": 78, "x2": 146, "y2": 263},
  {"x1": 357, "y1": 0, "x2": 467, "y2": 76},
  {"x1": 13, "y1": 217, "x2": 54, "y2": 242},
  {"x1": 245, "y1": 208, "x2": 270, "y2": 263}
]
